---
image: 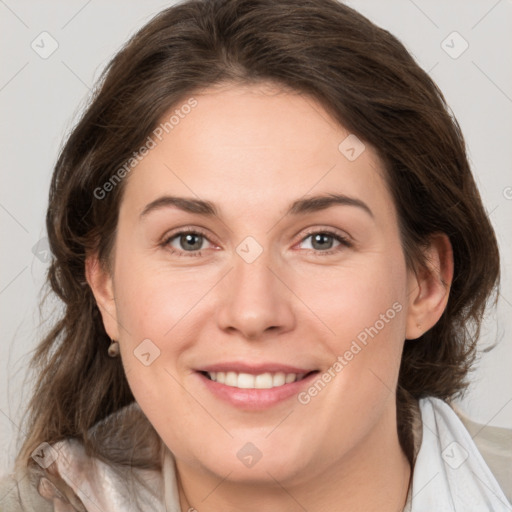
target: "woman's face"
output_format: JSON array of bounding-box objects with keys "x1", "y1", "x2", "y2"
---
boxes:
[{"x1": 90, "y1": 82, "x2": 428, "y2": 485}]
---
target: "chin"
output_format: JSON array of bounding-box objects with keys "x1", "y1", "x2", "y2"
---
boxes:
[{"x1": 185, "y1": 440, "x2": 313, "y2": 485}]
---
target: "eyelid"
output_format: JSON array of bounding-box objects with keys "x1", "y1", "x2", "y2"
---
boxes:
[{"x1": 162, "y1": 225, "x2": 213, "y2": 240}]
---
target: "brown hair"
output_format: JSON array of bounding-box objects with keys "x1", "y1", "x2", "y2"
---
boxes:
[{"x1": 16, "y1": 0, "x2": 499, "y2": 470}]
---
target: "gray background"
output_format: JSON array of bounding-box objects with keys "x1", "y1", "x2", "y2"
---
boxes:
[{"x1": 1, "y1": 0, "x2": 511, "y2": 475}]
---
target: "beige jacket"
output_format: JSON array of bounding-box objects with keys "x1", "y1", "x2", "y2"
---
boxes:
[{"x1": 1, "y1": 397, "x2": 510, "y2": 511}]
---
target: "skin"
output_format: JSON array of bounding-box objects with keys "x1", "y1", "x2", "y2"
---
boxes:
[{"x1": 87, "y1": 82, "x2": 453, "y2": 512}]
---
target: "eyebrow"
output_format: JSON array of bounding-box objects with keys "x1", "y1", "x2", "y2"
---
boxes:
[{"x1": 139, "y1": 193, "x2": 373, "y2": 219}]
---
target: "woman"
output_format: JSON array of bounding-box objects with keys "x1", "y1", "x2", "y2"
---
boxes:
[{"x1": 1, "y1": 0, "x2": 510, "y2": 510}]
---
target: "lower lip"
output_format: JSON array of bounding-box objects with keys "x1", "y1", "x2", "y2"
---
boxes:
[{"x1": 196, "y1": 371, "x2": 319, "y2": 410}]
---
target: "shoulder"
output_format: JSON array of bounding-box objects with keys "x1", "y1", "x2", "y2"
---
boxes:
[
  {"x1": 0, "y1": 469, "x2": 37, "y2": 511},
  {"x1": 0, "y1": 462, "x2": 72, "y2": 512},
  {"x1": 0, "y1": 401, "x2": 165, "y2": 512},
  {"x1": 0, "y1": 437, "x2": 105, "y2": 511},
  {"x1": 410, "y1": 396, "x2": 512, "y2": 511},
  {"x1": 451, "y1": 401, "x2": 512, "y2": 503}
]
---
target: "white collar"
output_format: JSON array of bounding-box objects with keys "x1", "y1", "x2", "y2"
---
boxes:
[{"x1": 403, "y1": 396, "x2": 511, "y2": 511}]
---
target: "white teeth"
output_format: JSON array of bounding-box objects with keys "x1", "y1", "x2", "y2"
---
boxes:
[
  {"x1": 254, "y1": 372, "x2": 273, "y2": 388},
  {"x1": 285, "y1": 373, "x2": 296, "y2": 384},
  {"x1": 206, "y1": 371, "x2": 307, "y2": 389},
  {"x1": 238, "y1": 373, "x2": 255, "y2": 389},
  {"x1": 225, "y1": 371, "x2": 238, "y2": 386}
]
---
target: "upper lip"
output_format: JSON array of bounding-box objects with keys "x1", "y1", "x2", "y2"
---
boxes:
[{"x1": 197, "y1": 362, "x2": 317, "y2": 375}]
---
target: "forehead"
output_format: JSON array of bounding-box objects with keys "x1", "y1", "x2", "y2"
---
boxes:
[{"x1": 121, "y1": 83, "x2": 391, "y2": 220}]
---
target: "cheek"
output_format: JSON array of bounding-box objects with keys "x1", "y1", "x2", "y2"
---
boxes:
[
  {"x1": 319, "y1": 253, "x2": 406, "y2": 343},
  {"x1": 113, "y1": 253, "x2": 207, "y2": 343},
  {"x1": 316, "y1": 247, "x2": 408, "y2": 396}
]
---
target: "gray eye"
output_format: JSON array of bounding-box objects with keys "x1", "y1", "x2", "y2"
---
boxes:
[
  {"x1": 168, "y1": 232, "x2": 207, "y2": 252},
  {"x1": 310, "y1": 233, "x2": 336, "y2": 250}
]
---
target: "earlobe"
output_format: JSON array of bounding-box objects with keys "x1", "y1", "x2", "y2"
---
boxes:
[
  {"x1": 85, "y1": 253, "x2": 120, "y2": 341},
  {"x1": 405, "y1": 233, "x2": 454, "y2": 340}
]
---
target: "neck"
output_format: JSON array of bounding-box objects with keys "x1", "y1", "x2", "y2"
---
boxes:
[{"x1": 175, "y1": 407, "x2": 411, "y2": 512}]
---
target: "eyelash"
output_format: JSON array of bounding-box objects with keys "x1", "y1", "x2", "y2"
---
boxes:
[{"x1": 161, "y1": 227, "x2": 352, "y2": 258}]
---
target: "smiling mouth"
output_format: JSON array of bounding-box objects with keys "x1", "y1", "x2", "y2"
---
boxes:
[{"x1": 199, "y1": 370, "x2": 319, "y2": 389}]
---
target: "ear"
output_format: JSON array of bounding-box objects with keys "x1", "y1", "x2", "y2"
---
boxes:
[
  {"x1": 405, "y1": 233, "x2": 454, "y2": 340},
  {"x1": 85, "y1": 252, "x2": 120, "y2": 341}
]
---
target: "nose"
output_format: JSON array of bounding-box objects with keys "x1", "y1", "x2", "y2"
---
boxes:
[{"x1": 215, "y1": 247, "x2": 296, "y2": 341}]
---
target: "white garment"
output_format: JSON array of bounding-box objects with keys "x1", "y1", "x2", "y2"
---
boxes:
[{"x1": 401, "y1": 397, "x2": 512, "y2": 511}]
